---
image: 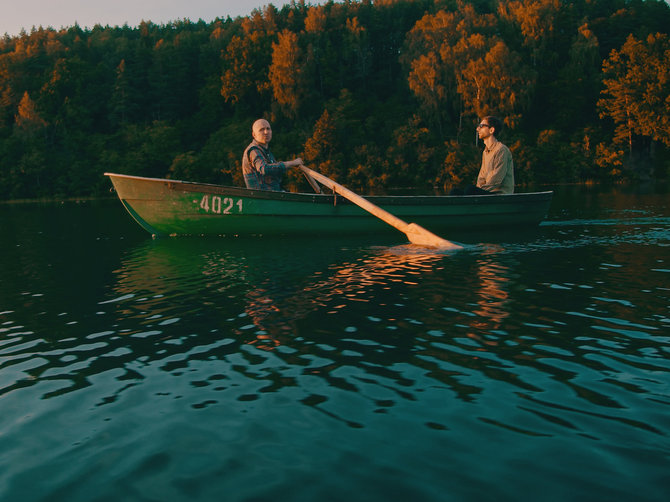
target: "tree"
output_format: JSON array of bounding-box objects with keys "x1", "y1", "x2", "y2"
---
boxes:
[
  {"x1": 455, "y1": 37, "x2": 536, "y2": 129},
  {"x1": 386, "y1": 114, "x2": 441, "y2": 188},
  {"x1": 269, "y1": 29, "x2": 305, "y2": 117},
  {"x1": 553, "y1": 23, "x2": 601, "y2": 129},
  {"x1": 497, "y1": 0, "x2": 563, "y2": 67},
  {"x1": 11, "y1": 92, "x2": 51, "y2": 196},
  {"x1": 403, "y1": 9, "x2": 462, "y2": 139},
  {"x1": 303, "y1": 108, "x2": 343, "y2": 178},
  {"x1": 342, "y1": 16, "x2": 371, "y2": 92},
  {"x1": 14, "y1": 91, "x2": 47, "y2": 138},
  {"x1": 407, "y1": 52, "x2": 447, "y2": 136},
  {"x1": 598, "y1": 33, "x2": 670, "y2": 155},
  {"x1": 109, "y1": 59, "x2": 141, "y2": 126},
  {"x1": 220, "y1": 11, "x2": 276, "y2": 112},
  {"x1": 403, "y1": 3, "x2": 505, "y2": 140},
  {"x1": 1, "y1": 0, "x2": 670, "y2": 200}
]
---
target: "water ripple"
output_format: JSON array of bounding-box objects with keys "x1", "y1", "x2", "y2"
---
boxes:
[{"x1": 1, "y1": 196, "x2": 670, "y2": 501}]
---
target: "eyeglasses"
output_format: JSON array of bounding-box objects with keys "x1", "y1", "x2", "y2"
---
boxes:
[{"x1": 477, "y1": 123, "x2": 491, "y2": 129}]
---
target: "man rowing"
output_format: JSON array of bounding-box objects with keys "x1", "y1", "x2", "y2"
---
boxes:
[{"x1": 241, "y1": 119, "x2": 303, "y2": 191}]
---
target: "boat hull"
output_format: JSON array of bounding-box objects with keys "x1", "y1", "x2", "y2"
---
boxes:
[{"x1": 105, "y1": 173, "x2": 553, "y2": 237}]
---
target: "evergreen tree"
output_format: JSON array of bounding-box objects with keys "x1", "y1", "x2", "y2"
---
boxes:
[{"x1": 0, "y1": 0, "x2": 669, "y2": 199}]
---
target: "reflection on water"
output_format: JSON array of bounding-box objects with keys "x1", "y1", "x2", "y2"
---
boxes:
[
  {"x1": 106, "y1": 239, "x2": 457, "y2": 357},
  {"x1": 7, "y1": 230, "x2": 666, "y2": 418},
  {"x1": 471, "y1": 249, "x2": 514, "y2": 328},
  {"x1": 1, "y1": 188, "x2": 669, "y2": 501}
]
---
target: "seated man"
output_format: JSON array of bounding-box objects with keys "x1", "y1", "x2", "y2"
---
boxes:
[
  {"x1": 451, "y1": 116, "x2": 514, "y2": 195},
  {"x1": 242, "y1": 119, "x2": 303, "y2": 191}
]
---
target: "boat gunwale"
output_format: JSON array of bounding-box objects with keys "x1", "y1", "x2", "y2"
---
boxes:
[{"x1": 104, "y1": 172, "x2": 553, "y2": 207}]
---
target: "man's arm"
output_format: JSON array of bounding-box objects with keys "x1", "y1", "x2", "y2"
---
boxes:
[{"x1": 249, "y1": 147, "x2": 287, "y2": 176}]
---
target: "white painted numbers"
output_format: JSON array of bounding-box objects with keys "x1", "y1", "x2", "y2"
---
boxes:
[{"x1": 197, "y1": 195, "x2": 243, "y2": 214}]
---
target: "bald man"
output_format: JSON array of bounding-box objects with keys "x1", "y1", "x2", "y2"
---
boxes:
[{"x1": 241, "y1": 119, "x2": 303, "y2": 191}]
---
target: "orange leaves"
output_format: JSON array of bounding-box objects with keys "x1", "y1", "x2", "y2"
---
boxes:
[
  {"x1": 404, "y1": 6, "x2": 535, "y2": 131},
  {"x1": 269, "y1": 30, "x2": 304, "y2": 117},
  {"x1": 407, "y1": 53, "x2": 446, "y2": 109},
  {"x1": 14, "y1": 91, "x2": 46, "y2": 135},
  {"x1": 599, "y1": 33, "x2": 670, "y2": 148},
  {"x1": 305, "y1": 6, "x2": 328, "y2": 33}
]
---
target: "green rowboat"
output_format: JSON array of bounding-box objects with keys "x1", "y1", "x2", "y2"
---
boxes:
[{"x1": 105, "y1": 172, "x2": 553, "y2": 237}]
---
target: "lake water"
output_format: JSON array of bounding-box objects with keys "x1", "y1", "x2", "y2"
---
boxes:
[{"x1": 1, "y1": 184, "x2": 669, "y2": 501}]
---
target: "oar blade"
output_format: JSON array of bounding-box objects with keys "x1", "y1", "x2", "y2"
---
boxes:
[{"x1": 405, "y1": 223, "x2": 463, "y2": 250}]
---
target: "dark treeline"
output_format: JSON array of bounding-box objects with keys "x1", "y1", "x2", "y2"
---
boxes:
[{"x1": 1, "y1": 0, "x2": 669, "y2": 199}]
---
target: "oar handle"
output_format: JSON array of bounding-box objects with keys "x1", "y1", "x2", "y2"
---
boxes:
[{"x1": 301, "y1": 169, "x2": 322, "y2": 193}]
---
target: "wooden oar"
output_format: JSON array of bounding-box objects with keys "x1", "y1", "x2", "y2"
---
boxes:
[
  {"x1": 302, "y1": 169, "x2": 322, "y2": 193},
  {"x1": 299, "y1": 165, "x2": 462, "y2": 249}
]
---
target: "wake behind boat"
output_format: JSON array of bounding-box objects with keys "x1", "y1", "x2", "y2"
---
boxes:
[{"x1": 105, "y1": 172, "x2": 553, "y2": 237}]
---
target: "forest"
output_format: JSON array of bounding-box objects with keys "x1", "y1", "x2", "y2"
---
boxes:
[{"x1": 1, "y1": 0, "x2": 669, "y2": 200}]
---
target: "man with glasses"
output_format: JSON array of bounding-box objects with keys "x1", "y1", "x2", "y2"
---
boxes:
[{"x1": 451, "y1": 116, "x2": 514, "y2": 195}]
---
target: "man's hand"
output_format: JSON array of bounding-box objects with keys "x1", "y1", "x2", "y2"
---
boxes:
[{"x1": 286, "y1": 158, "x2": 303, "y2": 168}]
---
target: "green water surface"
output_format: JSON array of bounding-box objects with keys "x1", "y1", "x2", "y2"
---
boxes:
[{"x1": 1, "y1": 184, "x2": 669, "y2": 501}]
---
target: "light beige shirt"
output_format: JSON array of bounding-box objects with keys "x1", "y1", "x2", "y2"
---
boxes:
[{"x1": 477, "y1": 141, "x2": 514, "y2": 194}]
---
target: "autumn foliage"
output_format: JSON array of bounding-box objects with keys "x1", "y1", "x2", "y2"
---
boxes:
[{"x1": 0, "y1": 0, "x2": 669, "y2": 199}]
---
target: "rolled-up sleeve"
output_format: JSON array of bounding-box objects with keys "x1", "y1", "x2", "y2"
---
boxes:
[{"x1": 249, "y1": 148, "x2": 286, "y2": 176}]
